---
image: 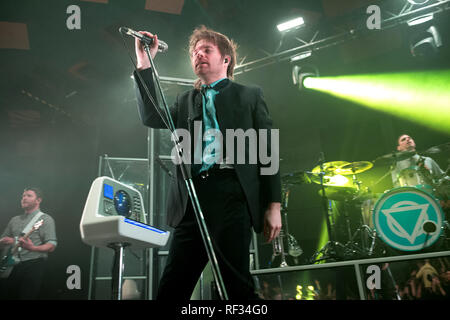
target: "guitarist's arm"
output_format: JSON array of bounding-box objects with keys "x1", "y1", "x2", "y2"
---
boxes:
[
  {"x1": 18, "y1": 238, "x2": 56, "y2": 253},
  {"x1": 0, "y1": 237, "x2": 14, "y2": 248},
  {"x1": 1, "y1": 220, "x2": 14, "y2": 248}
]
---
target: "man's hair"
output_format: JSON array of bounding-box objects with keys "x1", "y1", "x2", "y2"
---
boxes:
[
  {"x1": 188, "y1": 25, "x2": 237, "y2": 89},
  {"x1": 24, "y1": 187, "x2": 43, "y2": 200}
]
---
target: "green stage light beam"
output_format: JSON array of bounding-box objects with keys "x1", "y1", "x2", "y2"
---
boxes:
[
  {"x1": 315, "y1": 218, "x2": 329, "y2": 260},
  {"x1": 303, "y1": 70, "x2": 450, "y2": 134}
]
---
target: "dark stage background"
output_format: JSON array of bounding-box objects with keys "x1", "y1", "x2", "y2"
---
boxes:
[{"x1": 0, "y1": 0, "x2": 449, "y2": 299}]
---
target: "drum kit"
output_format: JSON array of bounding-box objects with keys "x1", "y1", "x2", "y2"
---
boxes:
[{"x1": 270, "y1": 142, "x2": 450, "y2": 267}]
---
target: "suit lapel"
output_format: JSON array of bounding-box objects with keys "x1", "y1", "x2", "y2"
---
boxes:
[
  {"x1": 214, "y1": 81, "x2": 234, "y2": 130},
  {"x1": 188, "y1": 90, "x2": 203, "y2": 122}
]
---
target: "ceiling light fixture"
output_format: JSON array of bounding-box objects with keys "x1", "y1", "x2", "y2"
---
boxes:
[
  {"x1": 277, "y1": 17, "x2": 305, "y2": 32},
  {"x1": 290, "y1": 50, "x2": 312, "y2": 62},
  {"x1": 407, "y1": 13, "x2": 434, "y2": 26}
]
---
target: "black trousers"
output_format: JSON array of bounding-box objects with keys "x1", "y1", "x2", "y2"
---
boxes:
[
  {"x1": 157, "y1": 169, "x2": 258, "y2": 300},
  {"x1": 1, "y1": 258, "x2": 47, "y2": 300}
]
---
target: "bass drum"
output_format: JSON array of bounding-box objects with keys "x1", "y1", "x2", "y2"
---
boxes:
[{"x1": 372, "y1": 187, "x2": 445, "y2": 252}]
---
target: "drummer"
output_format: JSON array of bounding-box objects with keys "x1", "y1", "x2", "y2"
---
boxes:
[
  {"x1": 392, "y1": 134, "x2": 449, "y2": 210},
  {"x1": 391, "y1": 134, "x2": 447, "y2": 187}
]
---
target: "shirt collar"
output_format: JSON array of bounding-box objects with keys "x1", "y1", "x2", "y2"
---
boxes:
[
  {"x1": 25, "y1": 209, "x2": 41, "y2": 217},
  {"x1": 202, "y1": 78, "x2": 229, "y2": 91}
]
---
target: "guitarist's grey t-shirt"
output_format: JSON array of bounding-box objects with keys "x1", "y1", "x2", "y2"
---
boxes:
[{"x1": 1, "y1": 210, "x2": 57, "y2": 262}]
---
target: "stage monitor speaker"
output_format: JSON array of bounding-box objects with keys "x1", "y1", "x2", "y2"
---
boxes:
[{"x1": 80, "y1": 176, "x2": 170, "y2": 249}]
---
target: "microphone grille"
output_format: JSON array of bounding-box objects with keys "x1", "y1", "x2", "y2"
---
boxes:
[{"x1": 158, "y1": 41, "x2": 169, "y2": 52}]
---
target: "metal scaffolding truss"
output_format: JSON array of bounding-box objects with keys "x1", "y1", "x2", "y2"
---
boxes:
[
  {"x1": 159, "y1": 76, "x2": 195, "y2": 86},
  {"x1": 160, "y1": 0, "x2": 450, "y2": 85},
  {"x1": 234, "y1": 0, "x2": 450, "y2": 75}
]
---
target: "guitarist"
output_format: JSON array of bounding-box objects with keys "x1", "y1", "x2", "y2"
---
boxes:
[{"x1": 0, "y1": 187, "x2": 57, "y2": 300}]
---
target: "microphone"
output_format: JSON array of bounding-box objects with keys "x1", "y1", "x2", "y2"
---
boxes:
[{"x1": 119, "y1": 27, "x2": 168, "y2": 53}]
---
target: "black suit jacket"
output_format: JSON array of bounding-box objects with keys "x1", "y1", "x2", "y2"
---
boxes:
[{"x1": 134, "y1": 68, "x2": 281, "y2": 233}]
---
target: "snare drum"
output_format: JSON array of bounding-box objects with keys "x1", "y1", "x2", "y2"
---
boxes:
[{"x1": 372, "y1": 187, "x2": 444, "y2": 252}]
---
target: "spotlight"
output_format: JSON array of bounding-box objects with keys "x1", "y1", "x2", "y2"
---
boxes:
[
  {"x1": 292, "y1": 64, "x2": 319, "y2": 90},
  {"x1": 407, "y1": 13, "x2": 434, "y2": 26},
  {"x1": 290, "y1": 50, "x2": 312, "y2": 62},
  {"x1": 410, "y1": 25, "x2": 442, "y2": 57},
  {"x1": 277, "y1": 17, "x2": 305, "y2": 32}
]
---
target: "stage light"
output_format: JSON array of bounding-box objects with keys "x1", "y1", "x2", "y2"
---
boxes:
[
  {"x1": 407, "y1": 13, "x2": 434, "y2": 26},
  {"x1": 305, "y1": 285, "x2": 316, "y2": 300},
  {"x1": 300, "y1": 70, "x2": 450, "y2": 134},
  {"x1": 325, "y1": 175, "x2": 349, "y2": 187},
  {"x1": 292, "y1": 64, "x2": 319, "y2": 90},
  {"x1": 296, "y1": 285, "x2": 303, "y2": 300},
  {"x1": 277, "y1": 17, "x2": 305, "y2": 32},
  {"x1": 290, "y1": 50, "x2": 312, "y2": 62},
  {"x1": 410, "y1": 25, "x2": 442, "y2": 57}
]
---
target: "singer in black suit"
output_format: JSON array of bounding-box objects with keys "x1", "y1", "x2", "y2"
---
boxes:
[{"x1": 134, "y1": 26, "x2": 281, "y2": 300}]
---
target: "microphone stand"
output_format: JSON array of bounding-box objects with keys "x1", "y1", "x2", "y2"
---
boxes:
[{"x1": 139, "y1": 43, "x2": 228, "y2": 300}]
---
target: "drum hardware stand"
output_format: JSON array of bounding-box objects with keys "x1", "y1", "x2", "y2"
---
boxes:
[
  {"x1": 352, "y1": 174, "x2": 362, "y2": 192},
  {"x1": 372, "y1": 166, "x2": 394, "y2": 189},
  {"x1": 132, "y1": 42, "x2": 228, "y2": 300},
  {"x1": 310, "y1": 153, "x2": 347, "y2": 264},
  {"x1": 368, "y1": 229, "x2": 378, "y2": 256},
  {"x1": 270, "y1": 187, "x2": 303, "y2": 267},
  {"x1": 340, "y1": 175, "x2": 374, "y2": 258},
  {"x1": 270, "y1": 190, "x2": 288, "y2": 267},
  {"x1": 343, "y1": 201, "x2": 354, "y2": 244},
  {"x1": 287, "y1": 232, "x2": 303, "y2": 265},
  {"x1": 283, "y1": 188, "x2": 303, "y2": 264},
  {"x1": 348, "y1": 200, "x2": 380, "y2": 258},
  {"x1": 345, "y1": 224, "x2": 376, "y2": 258},
  {"x1": 329, "y1": 166, "x2": 378, "y2": 259},
  {"x1": 270, "y1": 229, "x2": 289, "y2": 268}
]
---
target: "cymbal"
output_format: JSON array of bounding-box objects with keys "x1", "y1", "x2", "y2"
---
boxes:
[
  {"x1": 281, "y1": 171, "x2": 311, "y2": 185},
  {"x1": 373, "y1": 151, "x2": 416, "y2": 164},
  {"x1": 311, "y1": 161, "x2": 350, "y2": 175},
  {"x1": 336, "y1": 161, "x2": 373, "y2": 175},
  {"x1": 422, "y1": 142, "x2": 450, "y2": 155}
]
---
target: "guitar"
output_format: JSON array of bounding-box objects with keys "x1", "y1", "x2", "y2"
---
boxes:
[{"x1": 0, "y1": 219, "x2": 44, "y2": 278}]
